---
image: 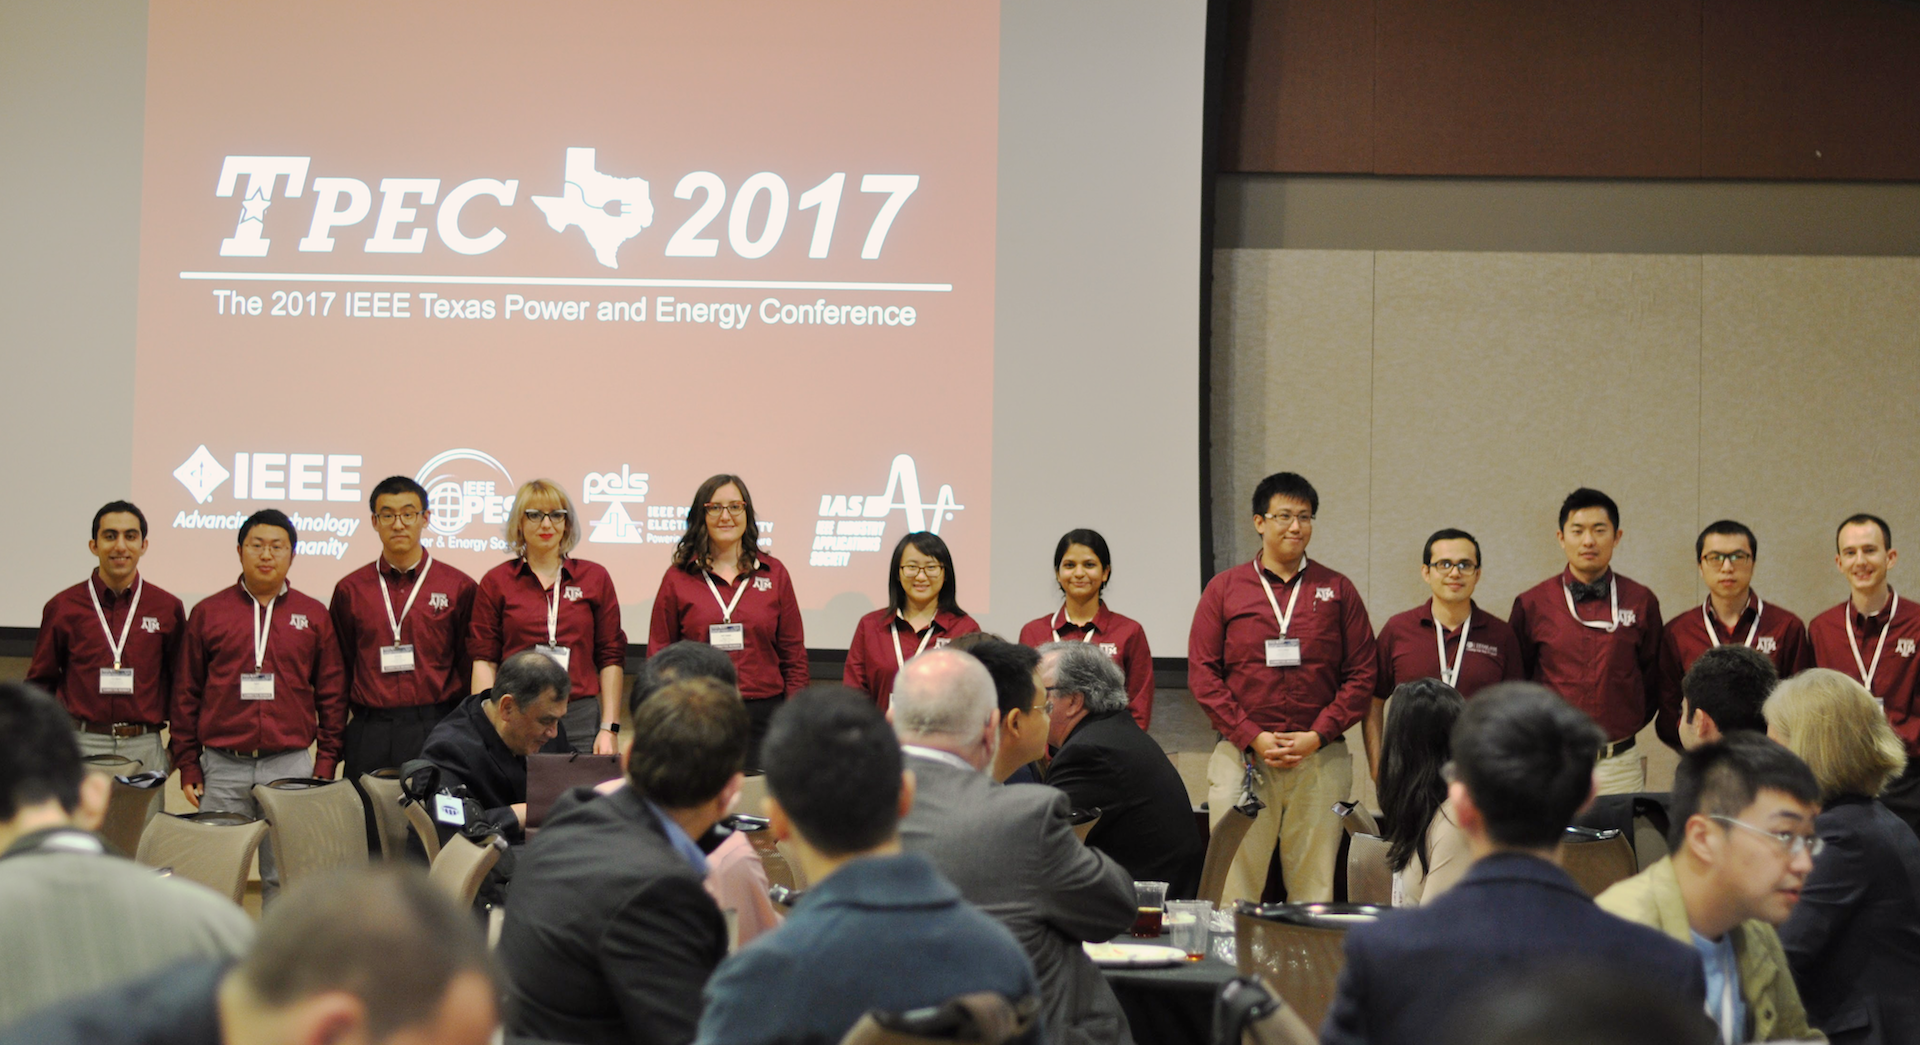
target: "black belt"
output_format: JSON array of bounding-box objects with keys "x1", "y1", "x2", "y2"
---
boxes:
[
  {"x1": 1599, "y1": 735, "x2": 1637, "y2": 760},
  {"x1": 349, "y1": 701, "x2": 453, "y2": 724},
  {"x1": 209, "y1": 747, "x2": 300, "y2": 760},
  {"x1": 75, "y1": 719, "x2": 161, "y2": 738}
]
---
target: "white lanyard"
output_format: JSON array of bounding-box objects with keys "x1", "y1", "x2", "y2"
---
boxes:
[
  {"x1": 250, "y1": 589, "x2": 279, "y2": 672},
  {"x1": 1702, "y1": 593, "x2": 1763, "y2": 649},
  {"x1": 892, "y1": 614, "x2": 937, "y2": 669},
  {"x1": 87, "y1": 575, "x2": 143, "y2": 671},
  {"x1": 704, "y1": 571, "x2": 748, "y2": 624},
  {"x1": 1561, "y1": 575, "x2": 1619, "y2": 633},
  {"x1": 1050, "y1": 603, "x2": 1097, "y2": 644},
  {"x1": 540, "y1": 561, "x2": 568, "y2": 646},
  {"x1": 1846, "y1": 591, "x2": 1899, "y2": 691},
  {"x1": 1433, "y1": 610, "x2": 1471, "y2": 687},
  {"x1": 1256, "y1": 557, "x2": 1306, "y2": 638},
  {"x1": 377, "y1": 554, "x2": 433, "y2": 645}
]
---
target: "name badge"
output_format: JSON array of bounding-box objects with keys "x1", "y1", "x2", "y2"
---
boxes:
[
  {"x1": 380, "y1": 644, "x2": 416, "y2": 673},
  {"x1": 534, "y1": 644, "x2": 572, "y2": 671},
  {"x1": 99, "y1": 668, "x2": 135, "y2": 694},
  {"x1": 433, "y1": 794, "x2": 466, "y2": 827},
  {"x1": 240, "y1": 673, "x2": 276, "y2": 700},
  {"x1": 1266, "y1": 639, "x2": 1302, "y2": 668},
  {"x1": 709, "y1": 623, "x2": 745, "y2": 651}
]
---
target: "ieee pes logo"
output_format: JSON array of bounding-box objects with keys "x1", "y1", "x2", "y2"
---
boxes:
[
  {"x1": 810, "y1": 454, "x2": 964, "y2": 569},
  {"x1": 415, "y1": 449, "x2": 513, "y2": 552}
]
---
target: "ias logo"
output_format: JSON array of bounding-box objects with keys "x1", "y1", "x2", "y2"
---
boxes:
[
  {"x1": 810, "y1": 455, "x2": 965, "y2": 568},
  {"x1": 416, "y1": 449, "x2": 513, "y2": 541}
]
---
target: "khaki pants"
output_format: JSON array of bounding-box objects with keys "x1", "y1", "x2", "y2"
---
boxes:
[
  {"x1": 75, "y1": 729, "x2": 168, "y2": 825},
  {"x1": 1207, "y1": 738, "x2": 1353, "y2": 905},
  {"x1": 1594, "y1": 745, "x2": 1646, "y2": 796}
]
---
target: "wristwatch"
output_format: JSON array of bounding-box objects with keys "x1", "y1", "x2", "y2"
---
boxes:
[{"x1": 600, "y1": 723, "x2": 620, "y2": 734}]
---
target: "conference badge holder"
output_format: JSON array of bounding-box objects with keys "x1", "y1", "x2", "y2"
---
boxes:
[
  {"x1": 380, "y1": 644, "x2": 416, "y2": 673},
  {"x1": 1265, "y1": 638, "x2": 1301, "y2": 668},
  {"x1": 99, "y1": 667, "x2": 135, "y2": 694},
  {"x1": 240, "y1": 673, "x2": 275, "y2": 700},
  {"x1": 709, "y1": 623, "x2": 745, "y2": 651},
  {"x1": 534, "y1": 644, "x2": 571, "y2": 671}
]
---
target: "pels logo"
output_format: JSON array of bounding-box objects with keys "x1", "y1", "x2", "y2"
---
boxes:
[{"x1": 584, "y1": 465, "x2": 649, "y2": 545}]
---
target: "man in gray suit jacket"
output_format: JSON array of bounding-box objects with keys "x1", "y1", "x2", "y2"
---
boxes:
[{"x1": 893, "y1": 649, "x2": 1138, "y2": 1045}]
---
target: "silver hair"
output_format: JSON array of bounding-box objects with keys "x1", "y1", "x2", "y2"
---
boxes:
[
  {"x1": 1039, "y1": 641, "x2": 1128, "y2": 714},
  {"x1": 891, "y1": 649, "x2": 997, "y2": 740}
]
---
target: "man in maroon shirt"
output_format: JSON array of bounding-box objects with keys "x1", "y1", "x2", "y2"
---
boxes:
[
  {"x1": 172, "y1": 509, "x2": 346, "y2": 900},
  {"x1": 330, "y1": 476, "x2": 477, "y2": 781},
  {"x1": 1808, "y1": 512, "x2": 1920, "y2": 836},
  {"x1": 1508, "y1": 488, "x2": 1662, "y2": 795},
  {"x1": 1189, "y1": 472, "x2": 1377, "y2": 904},
  {"x1": 28, "y1": 501, "x2": 187, "y2": 794},
  {"x1": 1655, "y1": 520, "x2": 1813, "y2": 751},
  {"x1": 1366, "y1": 528, "x2": 1523, "y2": 775}
]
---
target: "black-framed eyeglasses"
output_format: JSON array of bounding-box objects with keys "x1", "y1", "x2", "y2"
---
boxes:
[
  {"x1": 1430, "y1": 560, "x2": 1478, "y2": 575},
  {"x1": 375, "y1": 509, "x2": 422, "y2": 525},
  {"x1": 899, "y1": 563, "x2": 945, "y2": 578},
  {"x1": 522, "y1": 509, "x2": 570, "y2": 524},
  {"x1": 704, "y1": 501, "x2": 747, "y2": 517},
  {"x1": 1701, "y1": 552, "x2": 1754, "y2": 567}
]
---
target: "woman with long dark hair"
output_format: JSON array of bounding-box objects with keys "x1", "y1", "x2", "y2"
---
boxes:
[
  {"x1": 843, "y1": 531, "x2": 978, "y2": 711},
  {"x1": 1017, "y1": 528, "x2": 1155, "y2": 728},
  {"x1": 1376, "y1": 677, "x2": 1470, "y2": 905}
]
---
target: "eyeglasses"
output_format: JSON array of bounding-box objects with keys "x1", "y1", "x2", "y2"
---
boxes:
[
  {"x1": 1701, "y1": 552, "x2": 1754, "y2": 567},
  {"x1": 1262, "y1": 511, "x2": 1314, "y2": 527},
  {"x1": 375, "y1": 509, "x2": 422, "y2": 525},
  {"x1": 522, "y1": 509, "x2": 570, "y2": 524},
  {"x1": 1710, "y1": 815, "x2": 1825, "y2": 858},
  {"x1": 243, "y1": 540, "x2": 290, "y2": 556},
  {"x1": 899, "y1": 563, "x2": 945, "y2": 578},
  {"x1": 704, "y1": 502, "x2": 747, "y2": 517},
  {"x1": 1430, "y1": 560, "x2": 1479, "y2": 575}
]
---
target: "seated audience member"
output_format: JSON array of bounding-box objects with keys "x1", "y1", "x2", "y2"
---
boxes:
[
  {"x1": 966, "y1": 637, "x2": 1052, "y2": 784},
  {"x1": 0, "y1": 866, "x2": 497, "y2": 1045},
  {"x1": 1322, "y1": 683, "x2": 1705, "y2": 1045},
  {"x1": 1767, "y1": 669, "x2": 1920, "y2": 1044},
  {"x1": 418, "y1": 649, "x2": 572, "y2": 841},
  {"x1": 1443, "y1": 967, "x2": 1717, "y2": 1045},
  {"x1": 1039, "y1": 641, "x2": 1204, "y2": 898},
  {"x1": 893, "y1": 649, "x2": 1137, "y2": 1045},
  {"x1": 1374, "y1": 678, "x2": 1470, "y2": 906},
  {"x1": 695, "y1": 686, "x2": 1042, "y2": 1045},
  {"x1": 1597, "y1": 735, "x2": 1824, "y2": 1042},
  {"x1": 1678, "y1": 645, "x2": 1779, "y2": 750},
  {"x1": 497, "y1": 677, "x2": 748, "y2": 1045},
  {"x1": 0, "y1": 682, "x2": 253, "y2": 1029}
]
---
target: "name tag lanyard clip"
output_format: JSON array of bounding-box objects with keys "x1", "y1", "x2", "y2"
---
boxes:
[
  {"x1": 1701, "y1": 593, "x2": 1763, "y2": 649},
  {"x1": 1561, "y1": 576, "x2": 1620, "y2": 633},
  {"x1": 1257, "y1": 557, "x2": 1307, "y2": 666},
  {"x1": 1435, "y1": 611, "x2": 1471, "y2": 687},
  {"x1": 378, "y1": 554, "x2": 432, "y2": 647},
  {"x1": 88, "y1": 575, "x2": 143, "y2": 672},
  {"x1": 1050, "y1": 603, "x2": 1097, "y2": 645},
  {"x1": 1846, "y1": 590, "x2": 1899, "y2": 691}
]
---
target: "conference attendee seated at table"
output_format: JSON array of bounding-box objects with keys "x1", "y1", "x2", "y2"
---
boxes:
[
  {"x1": 1597, "y1": 735, "x2": 1824, "y2": 1042},
  {"x1": 497, "y1": 677, "x2": 748, "y2": 1045},
  {"x1": 695, "y1": 687, "x2": 1042, "y2": 1045},
  {"x1": 1039, "y1": 641, "x2": 1204, "y2": 898},
  {"x1": 1322, "y1": 683, "x2": 1704, "y2": 1045},
  {"x1": 1678, "y1": 645, "x2": 1778, "y2": 750},
  {"x1": 1374, "y1": 678, "x2": 1470, "y2": 906},
  {"x1": 0, "y1": 866, "x2": 498, "y2": 1045},
  {"x1": 964, "y1": 637, "x2": 1052, "y2": 784},
  {"x1": 893, "y1": 649, "x2": 1137, "y2": 1045},
  {"x1": 0, "y1": 681, "x2": 252, "y2": 1030},
  {"x1": 419, "y1": 649, "x2": 572, "y2": 842},
  {"x1": 1766, "y1": 669, "x2": 1920, "y2": 1045}
]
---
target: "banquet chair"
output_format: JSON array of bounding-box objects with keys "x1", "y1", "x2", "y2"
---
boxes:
[
  {"x1": 1344, "y1": 833, "x2": 1392, "y2": 906},
  {"x1": 1236, "y1": 904, "x2": 1370, "y2": 1031},
  {"x1": 94, "y1": 768, "x2": 166, "y2": 857},
  {"x1": 427, "y1": 832, "x2": 505, "y2": 909},
  {"x1": 252, "y1": 778, "x2": 368, "y2": 890},
  {"x1": 1559, "y1": 828, "x2": 1637, "y2": 898},
  {"x1": 358, "y1": 770, "x2": 414, "y2": 862},
  {"x1": 135, "y1": 812, "x2": 268, "y2": 905},
  {"x1": 1198, "y1": 806, "x2": 1257, "y2": 906}
]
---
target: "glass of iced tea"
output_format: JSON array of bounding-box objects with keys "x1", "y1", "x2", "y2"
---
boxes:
[{"x1": 1130, "y1": 881, "x2": 1169, "y2": 937}]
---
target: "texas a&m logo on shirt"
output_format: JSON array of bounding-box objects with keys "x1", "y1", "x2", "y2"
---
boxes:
[
  {"x1": 753, "y1": 577, "x2": 773, "y2": 592},
  {"x1": 1617, "y1": 609, "x2": 1637, "y2": 627},
  {"x1": 428, "y1": 592, "x2": 450, "y2": 612},
  {"x1": 1099, "y1": 642, "x2": 1120, "y2": 658},
  {"x1": 1900, "y1": 639, "x2": 1917, "y2": 659},
  {"x1": 289, "y1": 614, "x2": 310, "y2": 630},
  {"x1": 141, "y1": 616, "x2": 161, "y2": 634},
  {"x1": 1315, "y1": 587, "x2": 1336, "y2": 603},
  {"x1": 1757, "y1": 637, "x2": 1778, "y2": 655},
  {"x1": 564, "y1": 586, "x2": 584, "y2": 602}
]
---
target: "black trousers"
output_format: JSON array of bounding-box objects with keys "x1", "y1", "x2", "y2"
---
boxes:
[
  {"x1": 743, "y1": 695, "x2": 786, "y2": 773},
  {"x1": 344, "y1": 700, "x2": 456, "y2": 855}
]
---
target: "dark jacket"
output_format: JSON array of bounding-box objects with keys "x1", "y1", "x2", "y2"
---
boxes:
[
  {"x1": 419, "y1": 689, "x2": 569, "y2": 841},
  {"x1": 1777, "y1": 793, "x2": 1920, "y2": 1045},
  {"x1": 1321, "y1": 851, "x2": 1706, "y2": 1045},
  {"x1": 694, "y1": 852, "x2": 1043, "y2": 1045},
  {"x1": 1045, "y1": 709, "x2": 1204, "y2": 897},
  {"x1": 0, "y1": 960, "x2": 224, "y2": 1045},
  {"x1": 496, "y1": 785, "x2": 727, "y2": 1045}
]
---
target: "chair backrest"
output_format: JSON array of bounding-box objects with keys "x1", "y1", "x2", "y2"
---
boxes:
[
  {"x1": 744, "y1": 826, "x2": 799, "y2": 892},
  {"x1": 135, "y1": 812, "x2": 269, "y2": 905},
  {"x1": 401, "y1": 792, "x2": 442, "y2": 862},
  {"x1": 96, "y1": 776, "x2": 160, "y2": 857},
  {"x1": 1071, "y1": 811, "x2": 1101, "y2": 843},
  {"x1": 1235, "y1": 907, "x2": 1356, "y2": 1031},
  {"x1": 838, "y1": 993, "x2": 1036, "y2": 1045},
  {"x1": 1199, "y1": 807, "x2": 1257, "y2": 906},
  {"x1": 358, "y1": 771, "x2": 412, "y2": 862},
  {"x1": 1345, "y1": 833, "x2": 1392, "y2": 906},
  {"x1": 1336, "y1": 801, "x2": 1381, "y2": 837},
  {"x1": 1559, "y1": 831, "x2": 1638, "y2": 897},
  {"x1": 427, "y1": 833, "x2": 505, "y2": 908},
  {"x1": 737, "y1": 773, "x2": 770, "y2": 818},
  {"x1": 251, "y1": 778, "x2": 369, "y2": 890}
]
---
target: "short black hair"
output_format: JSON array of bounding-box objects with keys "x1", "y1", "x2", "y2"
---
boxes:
[
  {"x1": 1681, "y1": 646, "x2": 1776, "y2": 737},
  {"x1": 1422, "y1": 528, "x2": 1481, "y2": 568},
  {"x1": 492, "y1": 650, "x2": 571, "y2": 708},
  {"x1": 367, "y1": 475, "x2": 428, "y2": 513},
  {"x1": 1452, "y1": 683, "x2": 1603, "y2": 849},
  {"x1": 238, "y1": 509, "x2": 298, "y2": 551},
  {"x1": 1837, "y1": 512, "x2": 1892, "y2": 551},
  {"x1": 1444, "y1": 965, "x2": 1718, "y2": 1045},
  {"x1": 1053, "y1": 529, "x2": 1112, "y2": 594},
  {"x1": 0, "y1": 682, "x2": 83, "y2": 820},
  {"x1": 763, "y1": 685, "x2": 903, "y2": 856},
  {"x1": 1252, "y1": 472, "x2": 1318, "y2": 516},
  {"x1": 1694, "y1": 519, "x2": 1757, "y2": 561},
  {"x1": 626, "y1": 677, "x2": 750, "y2": 809},
  {"x1": 966, "y1": 638, "x2": 1042, "y2": 720},
  {"x1": 1667, "y1": 733, "x2": 1821, "y2": 851},
  {"x1": 632, "y1": 640, "x2": 739, "y2": 719},
  {"x1": 91, "y1": 501, "x2": 148, "y2": 541},
  {"x1": 1557, "y1": 488, "x2": 1619, "y2": 530},
  {"x1": 887, "y1": 531, "x2": 966, "y2": 617}
]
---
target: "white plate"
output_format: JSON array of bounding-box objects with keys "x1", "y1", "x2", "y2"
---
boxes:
[{"x1": 1083, "y1": 942, "x2": 1189, "y2": 968}]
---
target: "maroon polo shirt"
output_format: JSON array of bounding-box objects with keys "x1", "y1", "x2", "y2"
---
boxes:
[
  {"x1": 28, "y1": 571, "x2": 187, "y2": 727},
  {"x1": 1655, "y1": 592, "x2": 1813, "y2": 745},
  {"x1": 648, "y1": 554, "x2": 808, "y2": 702},
  {"x1": 1187, "y1": 557, "x2": 1378, "y2": 750},
  {"x1": 1809, "y1": 592, "x2": 1920, "y2": 756},
  {"x1": 329, "y1": 553, "x2": 478, "y2": 710},
  {"x1": 1374, "y1": 601, "x2": 1523, "y2": 700},
  {"x1": 1018, "y1": 602, "x2": 1155, "y2": 729},
  {"x1": 469, "y1": 556, "x2": 627, "y2": 701},
  {"x1": 1508, "y1": 568, "x2": 1663, "y2": 743},
  {"x1": 170, "y1": 580, "x2": 348, "y2": 786},
  {"x1": 845, "y1": 607, "x2": 980, "y2": 712}
]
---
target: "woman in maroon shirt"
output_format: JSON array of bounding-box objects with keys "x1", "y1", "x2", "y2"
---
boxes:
[
  {"x1": 468, "y1": 479, "x2": 627, "y2": 754},
  {"x1": 1017, "y1": 528, "x2": 1156, "y2": 729},
  {"x1": 844, "y1": 531, "x2": 979, "y2": 711},
  {"x1": 648, "y1": 474, "x2": 808, "y2": 767}
]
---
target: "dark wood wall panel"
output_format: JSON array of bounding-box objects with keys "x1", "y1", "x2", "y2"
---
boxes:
[{"x1": 1220, "y1": 0, "x2": 1374, "y2": 173}]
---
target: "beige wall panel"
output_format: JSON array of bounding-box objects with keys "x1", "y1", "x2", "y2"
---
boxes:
[{"x1": 1700, "y1": 256, "x2": 1920, "y2": 626}]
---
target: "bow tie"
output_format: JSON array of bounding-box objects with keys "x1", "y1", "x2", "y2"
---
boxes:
[{"x1": 1569, "y1": 579, "x2": 1610, "y2": 602}]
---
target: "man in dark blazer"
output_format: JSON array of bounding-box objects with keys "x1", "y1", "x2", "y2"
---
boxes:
[
  {"x1": 496, "y1": 676, "x2": 749, "y2": 1045},
  {"x1": 895, "y1": 649, "x2": 1139, "y2": 1045},
  {"x1": 1322, "y1": 683, "x2": 1707, "y2": 1045},
  {"x1": 1040, "y1": 641, "x2": 1204, "y2": 897}
]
